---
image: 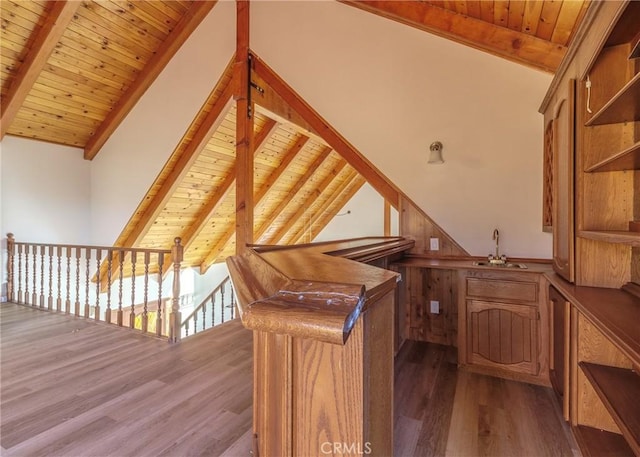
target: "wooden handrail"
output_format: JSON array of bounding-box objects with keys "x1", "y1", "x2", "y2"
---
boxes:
[
  {"x1": 5, "y1": 233, "x2": 183, "y2": 341},
  {"x1": 181, "y1": 276, "x2": 236, "y2": 337}
]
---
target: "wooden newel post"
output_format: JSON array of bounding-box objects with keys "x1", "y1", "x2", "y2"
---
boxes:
[
  {"x1": 169, "y1": 237, "x2": 183, "y2": 343},
  {"x1": 6, "y1": 233, "x2": 15, "y2": 302}
]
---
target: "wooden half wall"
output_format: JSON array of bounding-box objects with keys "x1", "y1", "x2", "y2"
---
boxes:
[{"x1": 399, "y1": 195, "x2": 469, "y2": 257}]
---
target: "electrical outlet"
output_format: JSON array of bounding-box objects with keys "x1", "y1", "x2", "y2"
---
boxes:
[
  {"x1": 430, "y1": 300, "x2": 440, "y2": 314},
  {"x1": 429, "y1": 237, "x2": 440, "y2": 251}
]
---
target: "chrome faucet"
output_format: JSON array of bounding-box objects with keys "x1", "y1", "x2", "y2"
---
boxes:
[{"x1": 488, "y1": 228, "x2": 506, "y2": 264}]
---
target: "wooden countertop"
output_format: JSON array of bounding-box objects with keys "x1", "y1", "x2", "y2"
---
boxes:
[
  {"x1": 227, "y1": 237, "x2": 412, "y2": 345},
  {"x1": 392, "y1": 256, "x2": 554, "y2": 274},
  {"x1": 547, "y1": 273, "x2": 640, "y2": 367}
]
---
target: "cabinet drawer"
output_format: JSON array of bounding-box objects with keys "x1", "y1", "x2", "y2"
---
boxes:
[{"x1": 466, "y1": 278, "x2": 538, "y2": 303}]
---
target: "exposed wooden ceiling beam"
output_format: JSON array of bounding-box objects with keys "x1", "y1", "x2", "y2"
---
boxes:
[
  {"x1": 289, "y1": 170, "x2": 366, "y2": 244},
  {"x1": 268, "y1": 159, "x2": 348, "y2": 245},
  {"x1": 254, "y1": 146, "x2": 332, "y2": 245},
  {"x1": 173, "y1": 118, "x2": 278, "y2": 270},
  {"x1": 254, "y1": 134, "x2": 311, "y2": 204},
  {"x1": 119, "y1": 78, "x2": 235, "y2": 249},
  {"x1": 338, "y1": 0, "x2": 566, "y2": 73},
  {"x1": 180, "y1": 117, "x2": 278, "y2": 247},
  {"x1": 97, "y1": 73, "x2": 236, "y2": 289},
  {"x1": 251, "y1": 71, "x2": 318, "y2": 136},
  {"x1": 234, "y1": 0, "x2": 253, "y2": 255},
  {"x1": 198, "y1": 131, "x2": 310, "y2": 272},
  {"x1": 292, "y1": 173, "x2": 366, "y2": 245},
  {"x1": 0, "y1": 1, "x2": 80, "y2": 139},
  {"x1": 251, "y1": 52, "x2": 400, "y2": 209},
  {"x1": 83, "y1": 0, "x2": 217, "y2": 160}
]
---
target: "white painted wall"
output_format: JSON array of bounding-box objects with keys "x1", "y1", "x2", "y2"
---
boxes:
[
  {"x1": 252, "y1": 1, "x2": 553, "y2": 259},
  {"x1": 0, "y1": 0, "x2": 556, "y2": 306},
  {"x1": 1, "y1": 136, "x2": 91, "y2": 244},
  {"x1": 0, "y1": 137, "x2": 91, "y2": 301},
  {"x1": 90, "y1": 1, "x2": 236, "y2": 245},
  {"x1": 192, "y1": 262, "x2": 230, "y2": 308},
  {"x1": 315, "y1": 183, "x2": 398, "y2": 242}
]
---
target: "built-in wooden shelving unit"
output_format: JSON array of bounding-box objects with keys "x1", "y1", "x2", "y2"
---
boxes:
[
  {"x1": 580, "y1": 362, "x2": 640, "y2": 455},
  {"x1": 573, "y1": 425, "x2": 635, "y2": 457},
  {"x1": 631, "y1": 30, "x2": 640, "y2": 59},
  {"x1": 585, "y1": 72, "x2": 640, "y2": 126},
  {"x1": 584, "y1": 141, "x2": 640, "y2": 172},
  {"x1": 578, "y1": 230, "x2": 640, "y2": 247},
  {"x1": 547, "y1": 273, "x2": 640, "y2": 457},
  {"x1": 576, "y1": 0, "x2": 639, "y2": 287}
]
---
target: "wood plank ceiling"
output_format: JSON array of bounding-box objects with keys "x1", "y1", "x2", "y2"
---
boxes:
[
  {"x1": 1, "y1": 0, "x2": 589, "y2": 271},
  {"x1": 112, "y1": 61, "x2": 366, "y2": 273},
  {"x1": 340, "y1": 0, "x2": 590, "y2": 73}
]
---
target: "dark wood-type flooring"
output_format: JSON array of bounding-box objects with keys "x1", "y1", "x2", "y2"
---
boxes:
[
  {"x1": 1, "y1": 303, "x2": 579, "y2": 456},
  {"x1": 394, "y1": 340, "x2": 580, "y2": 457}
]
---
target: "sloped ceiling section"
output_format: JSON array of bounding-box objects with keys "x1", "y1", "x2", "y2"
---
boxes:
[
  {"x1": 111, "y1": 58, "x2": 367, "y2": 275},
  {"x1": 0, "y1": 0, "x2": 216, "y2": 158},
  {"x1": 1, "y1": 1, "x2": 589, "y2": 159},
  {"x1": 340, "y1": 0, "x2": 590, "y2": 73}
]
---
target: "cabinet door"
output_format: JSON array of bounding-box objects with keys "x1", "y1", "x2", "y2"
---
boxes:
[
  {"x1": 549, "y1": 285, "x2": 570, "y2": 420},
  {"x1": 552, "y1": 79, "x2": 576, "y2": 282},
  {"x1": 467, "y1": 300, "x2": 539, "y2": 376}
]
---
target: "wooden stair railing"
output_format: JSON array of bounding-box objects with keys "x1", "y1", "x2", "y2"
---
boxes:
[
  {"x1": 5, "y1": 233, "x2": 184, "y2": 342},
  {"x1": 181, "y1": 276, "x2": 236, "y2": 338}
]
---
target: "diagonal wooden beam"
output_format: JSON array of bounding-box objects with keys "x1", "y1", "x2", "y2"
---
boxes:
[
  {"x1": 83, "y1": 0, "x2": 218, "y2": 160},
  {"x1": 188, "y1": 118, "x2": 278, "y2": 243},
  {"x1": 97, "y1": 72, "x2": 236, "y2": 290},
  {"x1": 1, "y1": 1, "x2": 80, "y2": 139},
  {"x1": 292, "y1": 173, "x2": 366, "y2": 245},
  {"x1": 254, "y1": 145, "x2": 332, "y2": 243},
  {"x1": 338, "y1": 0, "x2": 565, "y2": 73},
  {"x1": 119, "y1": 79, "x2": 235, "y2": 249},
  {"x1": 198, "y1": 131, "x2": 311, "y2": 272},
  {"x1": 267, "y1": 159, "x2": 348, "y2": 245},
  {"x1": 177, "y1": 118, "x2": 278, "y2": 257},
  {"x1": 251, "y1": 53, "x2": 400, "y2": 209},
  {"x1": 254, "y1": 134, "x2": 310, "y2": 204}
]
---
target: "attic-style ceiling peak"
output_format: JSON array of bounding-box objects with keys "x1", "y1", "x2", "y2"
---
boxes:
[
  {"x1": 1, "y1": 0, "x2": 589, "y2": 155},
  {"x1": 340, "y1": 0, "x2": 590, "y2": 73}
]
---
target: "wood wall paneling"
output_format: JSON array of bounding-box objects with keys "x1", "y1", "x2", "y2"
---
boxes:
[
  {"x1": 407, "y1": 268, "x2": 457, "y2": 347},
  {"x1": 399, "y1": 196, "x2": 468, "y2": 257}
]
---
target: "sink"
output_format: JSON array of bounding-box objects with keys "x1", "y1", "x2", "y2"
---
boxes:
[{"x1": 472, "y1": 261, "x2": 528, "y2": 269}]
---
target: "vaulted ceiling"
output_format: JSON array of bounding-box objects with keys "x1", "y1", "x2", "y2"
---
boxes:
[
  {"x1": 1, "y1": 0, "x2": 590, "y2": 268},
  {"x1": 113, "y1": 59, "x2": 367, "y2": 273},
  {"x1": 1, "y1": 1, "x2": 589, "y2": 154}
]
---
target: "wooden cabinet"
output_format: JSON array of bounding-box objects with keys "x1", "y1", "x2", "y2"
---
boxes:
[
  {"x1": 549, "y1": 285, "x2": 571, "y2": 420},
  {"x1": 466, "y1": 299, "x2": 539, "y2": 376},
  {"x1": 546, "y1": 281, "x2": 640, "y2": 457},
  {"x1": 458, "y1": 270, "x2": 550, "y2": 386},
  {"x1": 542, "y1": 0, "x2": 640, "y2": 288},
  {"x1": 576, "y1": 1, "x2": 640, "y2": 288},
  {"x1": 551, "y1": 79, "x2": 576, "y2": 283}
]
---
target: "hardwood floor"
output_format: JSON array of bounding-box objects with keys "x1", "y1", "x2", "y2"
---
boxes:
[
  {"x1": 1, "y1": 303, "x2": 579, "y2": 456},
  {"x1": 0, "y1": 303, "x2": 253, "y2": 456},
  {"x1": 394, "y1": 340, "x2": 580, "y2": 457}
]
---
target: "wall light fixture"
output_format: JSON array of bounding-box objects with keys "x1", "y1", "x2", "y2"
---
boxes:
[{"x1": 428, "y1": 141, "x2": 444, "y2": 164}]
